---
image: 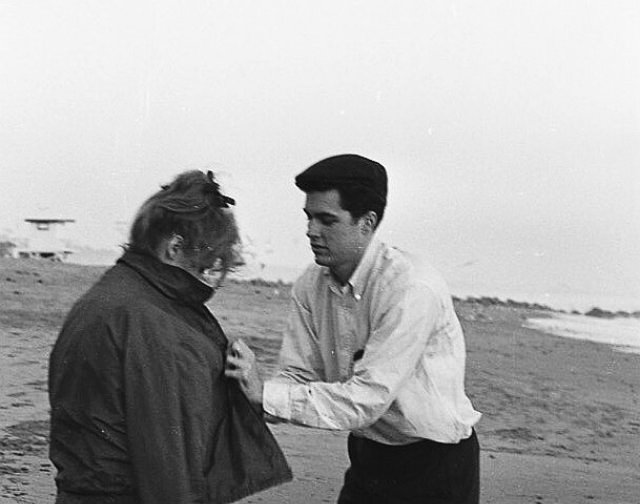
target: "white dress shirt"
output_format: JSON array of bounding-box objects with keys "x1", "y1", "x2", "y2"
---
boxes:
[{"x1": 263, "y1": 238, "x2": 481, "y2": 444}]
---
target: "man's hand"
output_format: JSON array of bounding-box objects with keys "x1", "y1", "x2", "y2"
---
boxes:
[{"x1": 225, "y1": 339, "x2": 265, "y2": 406}]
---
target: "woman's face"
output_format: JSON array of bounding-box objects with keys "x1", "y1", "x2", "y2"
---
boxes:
[
  {"x1": 162, "y1": 211, "x2": 241, "y2": 290},
  {"x1": 177, "y1": 234, "x2": 237, "y2": 288}
]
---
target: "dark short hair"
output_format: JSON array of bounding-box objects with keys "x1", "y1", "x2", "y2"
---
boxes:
[
  {"x1": 128, "y1": 170, "x2": 241, "y2": 269},
  {"x1": 295, "y1": 154, "x2": 387, "y2": 226}
]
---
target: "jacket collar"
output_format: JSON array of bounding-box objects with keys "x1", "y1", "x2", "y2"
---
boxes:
[{"x1": 118, "y1": 249, "x2": 213, "y2": 306}]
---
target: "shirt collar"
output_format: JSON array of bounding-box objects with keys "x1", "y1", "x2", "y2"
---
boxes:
[{"x1": 348, "y1": 236, "x2": 383, "y2": 300}]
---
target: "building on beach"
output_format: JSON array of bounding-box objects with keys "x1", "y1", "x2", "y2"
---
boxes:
[{"x1": 16, "y1": 218, "x2": 75, "y2": 261}]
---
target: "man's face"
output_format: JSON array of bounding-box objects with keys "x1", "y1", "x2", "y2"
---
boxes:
[{"x1": 304, "y1": 189, "x2": 368, "y2": 282}]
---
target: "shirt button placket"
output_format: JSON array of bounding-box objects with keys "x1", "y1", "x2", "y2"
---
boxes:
[
  {"x1": 344, "y1": 301, "x2": 357, "y2": 379},
  {"x1": 338, "y1": 301, "x2": 352, "y2": 379}
]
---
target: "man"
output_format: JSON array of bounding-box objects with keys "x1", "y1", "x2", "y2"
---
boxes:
[
  {"x1": 226, "y1": 154, "x2": 481, "y2": 503},
  {"x1": 49, "y1": 170, "x2": 291, "y2": 504}
]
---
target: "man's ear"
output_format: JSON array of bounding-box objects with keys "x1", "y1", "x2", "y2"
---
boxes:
[{"x1": 360, "y1": 211, "x2": 378, "y2": 235}]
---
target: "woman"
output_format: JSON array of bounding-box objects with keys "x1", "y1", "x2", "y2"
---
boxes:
[{"x1": 49, "y1": 170, "x2": 291, "y2": 503}]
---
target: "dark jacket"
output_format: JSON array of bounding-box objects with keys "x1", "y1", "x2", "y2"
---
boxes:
[{"x1": 49, "y1": 250, "x2": 291, "y2": 503}]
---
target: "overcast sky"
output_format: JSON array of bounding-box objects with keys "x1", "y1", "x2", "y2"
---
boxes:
[{"x1": 1, "y1": 0, "x2": 639, "y2": 309}]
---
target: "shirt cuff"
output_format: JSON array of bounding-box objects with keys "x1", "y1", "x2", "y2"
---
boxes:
[{"x1": 263, "y1": 380, "x2": 292, "y2": 420}]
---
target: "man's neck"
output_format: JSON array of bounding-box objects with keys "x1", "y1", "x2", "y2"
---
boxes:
[
  {"x1": 330, "y1": 267, "x2": 352, "y2": 286},
  {"x1": 330, "y1": 237, "x2": 372, "y2": 285}
]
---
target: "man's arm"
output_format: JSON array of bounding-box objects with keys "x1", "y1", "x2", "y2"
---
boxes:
[{"x1": 227, "y1": 281, "x2": 441, "y2": 431}]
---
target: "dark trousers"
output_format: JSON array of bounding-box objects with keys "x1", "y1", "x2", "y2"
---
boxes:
[{"x1": 337, "y1": 430, "x2": 479, "y2": 504}]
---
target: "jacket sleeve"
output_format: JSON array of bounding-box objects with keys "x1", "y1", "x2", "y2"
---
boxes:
[
  {"x1": 122, "y1": 313, "x2": 208, "y2": 504},
  {"x1": 263, "y1": 281, "x2": 441, "y2": 430}
]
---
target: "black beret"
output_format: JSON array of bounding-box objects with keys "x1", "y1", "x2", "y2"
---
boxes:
[{"x1": 295, "y1": 154, "x2": 387, "y2": 203}]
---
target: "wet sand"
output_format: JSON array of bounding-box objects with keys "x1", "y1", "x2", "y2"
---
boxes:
[{"x1": 1, "y1": 259, "x2": 638, "y2": 503}]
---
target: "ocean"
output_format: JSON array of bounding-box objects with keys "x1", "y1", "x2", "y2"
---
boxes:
[
  {"x1": 525, "y1": 314, "x2": 640, "y2": 355},
  {"x1": 240, "y1": 262, "x2": 640, "y2": 355},
  {"x1": 70, "y1": 245, "x2": 639, "y2": 313},
  {"x1": 238, "y1": 262, "x2": 639, "y2": 313}
]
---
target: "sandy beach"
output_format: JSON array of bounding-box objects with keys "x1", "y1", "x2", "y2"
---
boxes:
[{"x1": 1, "y1": 258, "x2": 638, "y2": 503}]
